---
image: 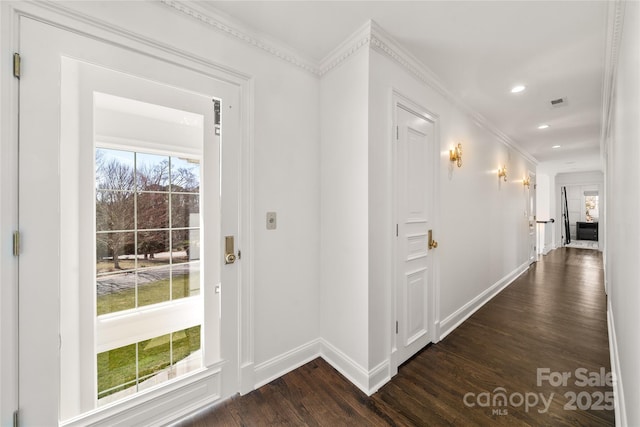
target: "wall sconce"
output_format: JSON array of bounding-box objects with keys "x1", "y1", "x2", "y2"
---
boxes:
[
  {"x1": 523, "y1": 175, "x2": 531, "y2": 188},
  {"x1": 449, "y1": 143, "x2": 463, "y2": 168},
  {"x1": 498, "y1": 165, "x2": 507, "y2": 181}
]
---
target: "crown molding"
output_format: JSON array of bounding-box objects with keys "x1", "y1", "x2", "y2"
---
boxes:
[
  {"x1": 367, "y1": 21, "x2": 537, "y2": 165},
  {"x1": 158, "y1": 3, "x2": 536, "y2": 163},
  {"x1": 600, "y1": 0, "x2": 625, "y2": 155},
  {"x1": 160, "y1": 0, "x2": 320, "y2": 76},
  {"x1": 318, "y1": 20, "x2": 372, "y2": 76}
]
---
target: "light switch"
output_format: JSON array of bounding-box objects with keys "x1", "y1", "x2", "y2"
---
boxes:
[{"x1": 266, "y1": 212, "x2": 277, "y2": 230}]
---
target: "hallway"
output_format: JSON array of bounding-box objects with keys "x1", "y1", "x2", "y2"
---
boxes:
[{"x1": 178, "y1": 247, "x2": 613, "y2": 426}]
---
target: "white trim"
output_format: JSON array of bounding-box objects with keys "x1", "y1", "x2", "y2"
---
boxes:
[
  {"x1": 369, "y1": 23, "x2": 536, "y2": 165},
  {"x1": 60, "y1": 367, "x2": 222, "y2": 427},
  {"x1": 319, "y1": 339, "x2": 371, "y2": 395},
  {"x1": 607, "y1": 299, "x2": 627, "y2": 427},
  {"x1": 161, "y1": 5, "x2": 537, "y2": 166},
  {"x1": 253, "y1": 339, "x2": 321, "y2": 390},
  {"x1": 96, "y1": 297, "x2": 203, "y2": 353},
  {"x1": 318, "y1": 20, "x2": 371, "y2": 75},
  {"x1": 390, "y1": 90, "x2": 440, "y2": 373},
  {"x1": 24, "y1": 0, "x2": 251, "y2": 83},
  {"x1": 600, "y1": 0, "x2": 626, "y2": 157},
  {"x1": 239, "y1": 76, "x2": 256, "y2": 396},
  {"x1": 542, "y1": 242, "x2": 556, "y2": 256},
  {"x1": 160, "y1": 0, "x2": 320, "y2": 76},
  {"x1": 367, "y1": 360, "x2": 391, "y2": 395},
  {"x1": 439, "y1": 261, "x2": 530, "y2": 340},
  {"x1": 0, "y1": 2, "x2": 20, "y2": 423},
  {"x1": 251, "y1": 339, "x2": 390, "y2": 396}
]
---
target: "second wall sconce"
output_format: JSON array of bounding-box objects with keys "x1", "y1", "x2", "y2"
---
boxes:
[
  {"x1": 449, "y1": 143, "x2": 463, "y2": 168},
  {"x1": 498, "y1": 165, "x2": 507, "y2": 181},
  {"x1": 523, "y1": 175, "x2": 531, "y2": 188}
]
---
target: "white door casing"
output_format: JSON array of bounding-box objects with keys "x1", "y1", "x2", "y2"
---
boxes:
[
  {"x1": 528, "y1": 172, "x2": 537, "y2": 264},
  {"x1": 18, "y1": 15, "x2": 242, "y2": 426},
  {"x1": 393, "y1": 101, "x2": 437, "y2": 367}
]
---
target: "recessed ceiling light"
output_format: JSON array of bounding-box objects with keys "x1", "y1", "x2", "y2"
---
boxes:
[
  {"x1": 511, "y1": 85, "x2": 526, "y2": 93},
  {"x1": 538, "y1": 124, "x2": 550, "y2": 130},
  {"x1": 552, "y1": 145, "x2": 561, "y2": 149}
]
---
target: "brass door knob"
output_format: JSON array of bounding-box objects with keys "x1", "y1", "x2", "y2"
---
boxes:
[
  {"x1": 428, "y1": 230, "x2": 438, "y2": 250},
  {"x1": 225, "y1": 253, "x2": 236, "y2": 264}
]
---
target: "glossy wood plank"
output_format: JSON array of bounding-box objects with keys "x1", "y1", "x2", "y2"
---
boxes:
[{"x1": 177, "y1": 248, "x2": 614, "y2": 426}]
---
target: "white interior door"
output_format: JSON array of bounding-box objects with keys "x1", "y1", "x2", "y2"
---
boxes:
[
  {"x1": 528, "y1": 173, "x2": 537, "y2": 264},
  {"x1": 18, "y1": 16, "x2": 240, "y2": 426},
  {"x1": 394, "y1": 105, "x2": 435, "y2": 366}
]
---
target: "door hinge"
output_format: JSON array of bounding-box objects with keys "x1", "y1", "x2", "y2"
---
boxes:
[
  {"x1": 396, "y1": 126, "x2": 399, "y2": 140},
  {"x1": 395, "y1": 321, "x2": 399, "y2": 334},
  {"x1": 396, "y1": 224, "x2": 398, "y2": 237},
  {"x1": 213, "y1": 99, "x2": 221, "y2": 135},
  {"x1": 13, "y1": 53, "x2": 21, "y2": 79},
  {"x1": 12, "y1": 231, "x2": 20, "y2": 256},
  {"x1": 13, "y1": 410, "x2": 18, "y2": 427}
]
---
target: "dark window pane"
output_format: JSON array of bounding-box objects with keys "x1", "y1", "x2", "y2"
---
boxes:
[
  {"x1": 96, "y1": 190, "x2": 134, "y2": 232},
  {"x1": 171, "y1": 194, "x2": 200, "y2": 229},
  {"x1": 96, "y1": 232, "x2": 135, "y2": 274},
  {"x1": 171, "y1": 157, "x2": 200, "y2": 192},
  {"x1": 137, "y1": 231, "x2": 170, "y2": 266},
  {"x1": 137, "y1": 192, "x2": 169, "y2": 230}
]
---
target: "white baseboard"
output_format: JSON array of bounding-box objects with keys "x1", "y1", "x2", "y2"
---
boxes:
[
  {"x1": 252, "y1": 338, "x2": 389, "y2": 396},
  {"x1": 438, "y1": 261, "x2": 530, "y2": 340},
  {"x1": 318, "y1": 339, "x2": 391, "y2": 395},
  {"x1": 239, "y1": 362, "x2": 255, "y2": 395},
  {"x1": 607, "y1": 300, "x2": 627, "y2": 427},
  {"x1": 62, "y1": 367, "x2": 222, "y2": 427},
  {"x1": 253, "y1": 339, "x2": 321, "y2": 389},
  {"x1": 367, "y1": 359, "x2": 391, "y2": 395},
  {"x1": 319, "y1": 338, "x2": 371, "y2": 395}
]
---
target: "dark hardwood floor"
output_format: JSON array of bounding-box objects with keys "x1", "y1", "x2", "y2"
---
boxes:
[{"x1": 177, "y1": 248, "x2": 614, "y2": 426}]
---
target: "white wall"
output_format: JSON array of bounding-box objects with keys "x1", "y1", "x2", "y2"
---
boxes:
[
  {"x1": 321, "y1": 27, "x2": 536, "y2": 383},
  {"x1": 0, "y1": 3, "x2": 321, "y2": 419},
  {"x1": 369, "y1": 47, "x2": 535, "y2": 345},
  {"x1": 319, "y1": 47, "x2": 371, "y2": 371},
  {"x1": 607, "y1": 1, "x2": 640, "y2": 425}
]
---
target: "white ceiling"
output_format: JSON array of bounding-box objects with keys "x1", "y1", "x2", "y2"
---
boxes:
[{"x1": 200, "y1": 0, "x2": 609, "y2": 172}]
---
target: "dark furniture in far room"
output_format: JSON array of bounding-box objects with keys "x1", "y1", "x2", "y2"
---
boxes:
[{"x1": 576, "y1": 221, "x2": 598, "y2": 241}]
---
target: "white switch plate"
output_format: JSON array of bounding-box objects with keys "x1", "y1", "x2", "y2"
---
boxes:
[{"x1": 266, "y1": 212, "x2": 277, "y2": 230}]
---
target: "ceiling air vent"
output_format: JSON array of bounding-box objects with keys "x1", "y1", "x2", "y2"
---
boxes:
[{"x1": 550, "y1": 97, "x2": 568, "y2": 108}]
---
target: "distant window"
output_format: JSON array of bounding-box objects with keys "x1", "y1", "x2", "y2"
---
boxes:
[{"x1": 585, "y1": 194, "x2": 599, "y2": 222}]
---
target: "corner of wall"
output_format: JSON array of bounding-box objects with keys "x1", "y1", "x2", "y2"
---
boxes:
[
  {"x1": 253, "y1": 339, "x2": 321, "y2": 390},
  {"x1": 438, "y1": 260, "x2": 530, "y2": 340},
  {"x1": 319, "y1": 339, "x2": 390, "y2": 396},
  {"x1": 607, "y1": 299, "x2": 627, "y2": 427}
]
